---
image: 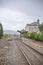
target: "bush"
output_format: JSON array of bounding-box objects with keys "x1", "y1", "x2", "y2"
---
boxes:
[
  {"x1": 2, "y1": 34, "x2": 9, "y2": 40},
  {"x1": 24, "y1": 32, "x2": 43, "y2": 42},
  {"x1": 30, "y1": 32, "x2": 36, "y2": 39},
  {"x1": 39, "y1": 33, "x2": 43, "y2": 42},
  {"x1": 24, "y1": 32, "x2": 29, "y2": 38},
  {"x1": 0, "y1": 23, "x2": 3, "y2": 39}
]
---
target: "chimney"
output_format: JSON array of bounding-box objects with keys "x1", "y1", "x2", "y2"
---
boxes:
[{"x1": 37, "y1": 19, "x2": 39, "y2": 24}]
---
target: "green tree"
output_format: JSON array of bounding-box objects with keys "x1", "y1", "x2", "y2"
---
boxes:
[
  {"x1": 17, "y1": 30, "x2": 27, "y2": 37},
  {"x1": 0, "y1": 23, "x2": 3, "y2": 39},
  {"x1": 39, "y1": 24, "x2": 43, "y2": 32}
]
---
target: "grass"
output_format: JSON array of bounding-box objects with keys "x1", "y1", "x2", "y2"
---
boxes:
[{"x1": 0, "y1": 34, "x2": 9, "y2": 40}]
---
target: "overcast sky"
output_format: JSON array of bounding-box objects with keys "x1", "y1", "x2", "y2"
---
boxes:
[{"x1": 0, "y1": 0, "x2": 43, "y2": 31}]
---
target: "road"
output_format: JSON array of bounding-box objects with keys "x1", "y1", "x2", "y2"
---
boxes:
[{"x1": 0, "y1": 39, "x2": 29, "y2": 65}]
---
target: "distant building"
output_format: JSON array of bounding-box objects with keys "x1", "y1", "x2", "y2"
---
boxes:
[{"x1": 25, "y1": 20, "x2": 40, "y2": 33}]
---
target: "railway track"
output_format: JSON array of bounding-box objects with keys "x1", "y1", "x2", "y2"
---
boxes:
[
  {"x1": 15, "y1": 41, "x2": 30, "y2": 65},
  {"x1": 15, "y1": 38, "x2": 43, "y2": 65},
  {"x1": 0, "y1": 40, "x2": 29, "y2": 65},
  {"x1": 16, "y1": 43, "x2": 31, "y2": 65},
  {"x1": 0, "y1": 38, "x2": 43, "y2": 65},
  {"x1": 22, "y1": 38, "x2": 43, "y2": 55}
]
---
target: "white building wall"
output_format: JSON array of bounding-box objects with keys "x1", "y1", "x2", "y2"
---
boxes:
[{"x1": 25, "y1": 25, "x2": 40, "y2": 33}]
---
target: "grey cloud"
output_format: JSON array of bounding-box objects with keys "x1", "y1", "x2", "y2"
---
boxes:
[{"x1": 0, "y1": 0, "x2": 43, "y2": 30}]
